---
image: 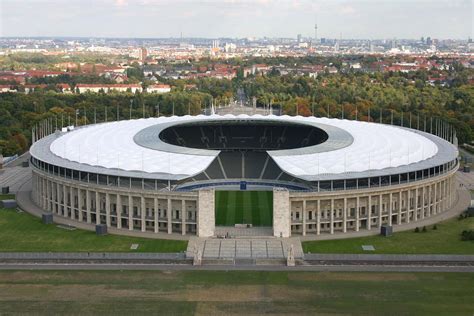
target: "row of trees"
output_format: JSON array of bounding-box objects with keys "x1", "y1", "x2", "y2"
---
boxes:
[
  {"x1": 238, "y1": 71, "x2": 473, "y2": 144},
  {"x1": 0, "y1": 91, "x2": 213, "y2": 156},
  {"x1": 0, "y1": 66, "x2": 472, "y2": 156}
]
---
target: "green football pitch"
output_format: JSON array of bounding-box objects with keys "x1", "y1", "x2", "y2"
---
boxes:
[{"x1": 215, "y1": 191, "x2": 273, "y2": 226}]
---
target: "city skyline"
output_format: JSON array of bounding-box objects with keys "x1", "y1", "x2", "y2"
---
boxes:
[{"x1": 0, "y1": 0, "x2": 472, "y2": 40}]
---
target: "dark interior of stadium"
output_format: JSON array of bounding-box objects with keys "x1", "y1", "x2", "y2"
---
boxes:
[
  {"x1": 160, "y1": 121, "x2": 328, "y2": 182},
  {"x1": 159, "y1": 120, "x2": 328, "y2": 151}
]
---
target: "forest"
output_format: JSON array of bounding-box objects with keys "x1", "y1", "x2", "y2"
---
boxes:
[{"x1": 0, "y1": 68, "x2": 472, "y2": 156}]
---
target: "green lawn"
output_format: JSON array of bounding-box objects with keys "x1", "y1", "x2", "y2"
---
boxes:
[
  {"x1": 303, "y1": 217, "x2": 474, "y2": 254},
  {"x1": 0, "y1": 194, "x2": 15, "y2": 200},
  {"x1": 0, "y1": 208, "x2": 187, "y2": 252},
  {"x1": 0, "y1": 270, "x2": 472, "y2": 315},
  {"x1": 215, "y1": 190, "x2": 273, "y2": 226}
]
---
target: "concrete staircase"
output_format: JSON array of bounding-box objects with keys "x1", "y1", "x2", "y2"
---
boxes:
[{"x1": 186, "y1": 236, "x2": 304, "y2": 265}]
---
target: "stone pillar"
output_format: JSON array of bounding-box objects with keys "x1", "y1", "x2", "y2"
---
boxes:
[
  {"x1": 39, "y1": 177, "x2": 43, "y2": 209},
  {"x1": 428, "y1": 185, "x2": 432, "y2": 217},
  {"x1": 449, "y1": 176, "x2": 453, "y2": 207},
  {"x1": 181, "y1": 200, "x2": 186, "y2": 235},
  {"x1": 78, "y1": 188, "x2": 83, "y2": 222},
  {"x1": 154, "y1": 198, "x2": 159, "y2": 233},
  {"x1": 355, "y1": 196, "x2": 360, "y2": 232},
  {"x1": 197, "y1": 189, "x2": 216, "y2": 237},
  {"x1": 43, "y1": 178, "x2": 48, "y2": 210},
  {"x1": 398, "y1": 191, "x2": 402, "y2": 225},
  {"x1": 441, "y1": 180, "x2": 446, "y2": 211},
  {"x1": 342, "y1": 197, "x2": 347, "y2": 233},
  {"x1": 105, "y1": 193, "x2": 111, "y2": 227},
  {"x1": 44, "y1": 178, "x2": 48, "y2": 210},
  {"x1": 46, "y1": 179, "x2": 51, "y2": 211},
  {"x1": 316, "y1": 199, "x2": 321, "y2": 235},
  {"x1": 378, "y1": 194, "x2": 383, "y2": 228},
  {"x1": 51, "y1": 182, "x2": 56, "y2": 214},
  {"x1": 141, "y1": 196, "x2": 146, "y2": 232},
  {"x1": 128, "y1": 195, "x2": 133, "y2": 230},
  {"x1": 330, "y1": 198, "x2": 334, "y2": 234},
  {"x1": 63, "y1": 184, "x2": 67, "y2": 216},
  {"x1": 86, "y1": 190, "x2": 91, "y2": 223},
  {"x1": 388, "y1": 193, "x2": 392, "y2": 226},
  {"x1": 421, "y1": 186, "x2": 425, "y2": 220},
  {"x1": 407, "y1": 190, "x2": 411, "y2": 223},
  {"x1": 167, "y1": 198, "x2": 172, "y2": 234},
  {"x1": 117, "y1": 194, "x2": 122, "y2": 229},
  {"x1": 302, "y1": 200, "x2": 307, "y2": 236},
  {"x1": 443, "y1": 179, "x2": 447, "y2": 210},
  {"x1": 70, "y1": 186, "x2": 74, "y2": 220},
  {"x1": 367, "y1": 195, "x2": 372, "y2": 230},
  {"x1": 434, "y1": 182, "x2": 438, "y2": 214},
  {"x1": 95, "y1": 191, "x2": 100, "y2": 224},
  {"x1": 414, "y1": 187, "x2": 418, "y2": 221}
]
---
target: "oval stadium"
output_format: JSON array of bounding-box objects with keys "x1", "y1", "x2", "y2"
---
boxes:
[{"x1": 29, "y1": 114, "x2": 459, "y2": 238}]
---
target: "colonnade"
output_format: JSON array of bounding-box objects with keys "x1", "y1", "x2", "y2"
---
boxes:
[
  {"x1": 32, "y1": 170, "x2": 199, "y2": 235},
  {"x1": 289, "y1": 171, "x2": 456, "y2": 236}
]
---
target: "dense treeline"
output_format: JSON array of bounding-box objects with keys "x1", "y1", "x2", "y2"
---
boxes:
[
  {"x1": 0, "y1": 69, "x2": 472, "y2": 156},
  {"x1": 0, "y1": 91, "x2": 212, "y2": 155},
  {"x1": 239, "y1": 72, "x2": 473, "y2": 144}
]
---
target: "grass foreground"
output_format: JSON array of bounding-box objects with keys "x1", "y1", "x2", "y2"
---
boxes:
[
  {"x1": 303, "y1": 217, "x2": 474, "y2": 254},
  {"x1": 0, "y1": 208, "x2": 187, "y2": 252},
  {"x1": 0, "y1": 270, "x2": 472, "y2": 315},
  {"x1": 215, "y1": 190, "x2": 273, "y2": 226}
]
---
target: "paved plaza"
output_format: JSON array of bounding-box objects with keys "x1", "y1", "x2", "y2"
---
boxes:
[
  {"x1": 456, "y1": 171, "x2": 474, "y2": 190},
  {"x1": 214, "y1": 226, "x2": 273, "y2": 237},
  {"x1": 0, "y1": 163, "x2": 31, "y2": 194}
]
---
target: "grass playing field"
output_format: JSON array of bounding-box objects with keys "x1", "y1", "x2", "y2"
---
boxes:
[
  {"x1": 215, "y1": 191, "x2": 273, "y2": 226},
  {"x1": 0, "y1": 270, "x2": 472, "y2": 315}
]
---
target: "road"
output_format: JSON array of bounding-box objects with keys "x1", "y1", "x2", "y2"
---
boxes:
[{"x1": 0, "y1": 262, "x2": 472, "y2": 272}]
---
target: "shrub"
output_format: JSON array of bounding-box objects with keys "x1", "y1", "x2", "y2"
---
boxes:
[
  {"x1": 414, "y1": 227, "x2": 420, "y2": 233},
  {"x1": 433, "y1": 224, "x2": 437, "y2": 230},
  {"x1": 422, "y1": 226, "x2": 427, "y2": 233},
  {"x1": 461, "y1": 230, "x2": 474, "y2": 241}
]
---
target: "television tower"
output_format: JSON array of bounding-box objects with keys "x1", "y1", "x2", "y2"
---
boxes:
[{"x1": 314, "y1": 23, "x2": 318, "y2": 43}]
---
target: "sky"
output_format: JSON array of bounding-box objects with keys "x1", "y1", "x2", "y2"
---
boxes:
[{"x1": 0, "y1": 0, "x2": 472, "y2": 39}]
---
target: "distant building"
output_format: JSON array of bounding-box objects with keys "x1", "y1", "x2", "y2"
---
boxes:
[
  {"x1": 224, "y1": 43, "x2": 236, "y2": 53},
  {"x1": 138, "y1": 47, "x2": 148, "y2": 61},
  {"x1": 0, "y1": 85, "x2": 16, "y2": 93},
  {"x1": 146, "y1": 84, "x2": 171, "y2": 94},
  {"x1": 24, "y1": 84, "x2": 47, "y2": 94},
  {"x1": 76, "y1": 84, "x2": 143, "y2": 94}
]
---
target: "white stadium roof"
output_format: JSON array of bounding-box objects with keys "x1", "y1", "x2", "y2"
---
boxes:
[{"x1": 46, "y1": 115, "x2": 444, "y2": 180}]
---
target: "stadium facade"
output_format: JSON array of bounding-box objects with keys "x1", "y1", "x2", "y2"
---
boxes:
[{"x1": 29, "y1": 114, "x2": 459, "y2": 238}]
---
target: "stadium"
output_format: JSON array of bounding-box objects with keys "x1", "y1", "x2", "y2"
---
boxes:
[{"x1": 29, "y1": 114, "x2": 459, "y2": 238}]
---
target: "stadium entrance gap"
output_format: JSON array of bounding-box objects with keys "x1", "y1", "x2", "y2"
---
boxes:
[{"x1": 215, "y1": 191, "x2": 273, "y2": 227}]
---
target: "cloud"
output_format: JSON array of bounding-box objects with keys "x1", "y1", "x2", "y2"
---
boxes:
[
  {"x1": 114, "y1": 0, "x2": 128, "y2": 6},
  {"x1": 0, "y1": 0, "x2": 471, "y2": 39},
  {"x1": 340, "y1": 5, "x2": 356, "y2": 15}
]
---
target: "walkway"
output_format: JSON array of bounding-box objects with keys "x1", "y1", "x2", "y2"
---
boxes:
[
  {"x1": 215, "y1": 226, "x2": 273, "y2": 237},
  {"x1": 187, "y1": 237, "x2": 304, "y2": 260},
  {"x1": 0, "y1": 155, "x2": 31, "y2": 194}
]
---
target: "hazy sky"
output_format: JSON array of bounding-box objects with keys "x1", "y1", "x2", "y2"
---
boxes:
[{"x1": 0, "y1": 0, "x2": 472, "y2": 39}]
